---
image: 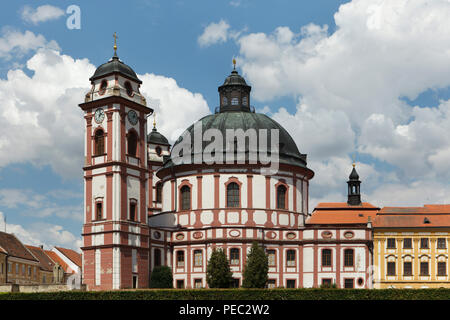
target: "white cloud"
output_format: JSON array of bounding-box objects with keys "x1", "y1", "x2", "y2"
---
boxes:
[
  {"x1": 0, "y1": 211, "x2": 81, "y2": 251},
  {"x1": 139, "y1": 73, "x2": 210, "y2": 141},
  {"x1": 0, "y1": 188, "x2": 83, "y2": 221},
  {"x1": 227, "y1": 0, "x2": 450, "y2": 207},
  {"x1": 0, "y1": 48, "x2": 94, "y2": 178},
  {"x1": 197, "y1": 20, "x2": 246, "y2": 48},
  {"x1": 21, "y1": 5, "x2": 65, "y2": 25},
  {"x1": 0, "y1": 29, "x2": 60, "y2": 60},
  {"x1": 198, "y1": 20, "x2": 231, "y2": 47}
]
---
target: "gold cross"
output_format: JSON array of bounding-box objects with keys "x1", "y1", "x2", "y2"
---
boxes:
[{"x1": 113, "y1": 32, "x2": 118, "y2": 53}]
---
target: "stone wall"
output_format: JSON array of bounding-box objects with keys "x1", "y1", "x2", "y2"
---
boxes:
[{"x1": 0, "y1": 283, "x2": 86, "y2": 292}]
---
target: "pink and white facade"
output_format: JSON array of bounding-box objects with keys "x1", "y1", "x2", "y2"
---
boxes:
[{"x1": 80, "y1": 50, "x2": 375, "y2": 290}]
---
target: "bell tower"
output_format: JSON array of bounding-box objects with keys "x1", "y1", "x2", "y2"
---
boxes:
[
  {"x1": 347, "y1": 163, "x2": 361, "y2": 206},
  {"x1": 79, "y1": 35, "x2": 153, "y2": 290}
]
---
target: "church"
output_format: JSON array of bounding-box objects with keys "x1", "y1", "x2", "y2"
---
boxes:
[{"x1": 79, "y1": 45, "x2": 449, "y2": 290}]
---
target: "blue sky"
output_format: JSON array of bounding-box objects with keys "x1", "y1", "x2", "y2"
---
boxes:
[{"x1": 1, "y1": 0, "x2": 450, "y2": 251}]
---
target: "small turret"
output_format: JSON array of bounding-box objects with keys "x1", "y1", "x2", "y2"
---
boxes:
[{"x1": 347, "y1": 163, "x2": 361, "y2": 205}]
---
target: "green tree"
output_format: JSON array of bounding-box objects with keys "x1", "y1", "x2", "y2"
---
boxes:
[
  {"x1": 242, "y1": 242, "x2": 268, "y2": 288},
  {"x1": 149, "y1": 266, "x2": 173, "y2": 288},
  {"x1": 206, "y1": 248, "x2": 233, "y2": 288}
]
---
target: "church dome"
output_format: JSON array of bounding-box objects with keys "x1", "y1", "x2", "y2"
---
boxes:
[
  {"x1": 163, "y1": 111, "x2": 308, "y2": 169},
  {"x1": 90, "y1": 54, "x2": 142, "y2": 84},
  {"x1": 158, "y1": 64, "x2": 313, "y2": 178},
  {"x1": 147, "y1": 127, "x2": 170, "y2": 146}
]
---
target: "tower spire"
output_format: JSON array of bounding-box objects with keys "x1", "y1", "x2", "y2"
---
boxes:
[
  {"x1": 232, "y1": 58, "x2": 236, "y2": 70},
  {"x1": 153, "y1": 113, "x2": 156, "y2": 130},
  {"x1": 113, "y1": 32, "x2": 118, "y2": 58}
]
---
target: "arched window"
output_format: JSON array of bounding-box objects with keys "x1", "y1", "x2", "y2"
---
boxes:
[
  {"x1": 124, "y1": 81, "x2": 133, "y2": 97},
  {"x1": 193, "y1": 250, "x2": 203, "y2": 267},
  {"x1": 286, "y1": 250, "x2": 296, "y2": 267},
  {"x1": 156, "y1": 182, "x2": 162, "y2": 203},
  {"x1": 276, "y1": 185, "x2": 287, "y2": 209},
  {"x1": 154, "y1": 249, "x2": 161, "y2": 267},
  {"x1": 344, "y1": 249, "x2": 354, "y2": 267},
  {"x1": 267, "y1": 250, "x2": 276, "y2": 267},
  {"x1": 94, "y1": 129, "x2": 105, "y2": 156},
  {"x1": 127, "y1": 131, "x2": 138, "y2": 157},
  {"x1": 226, "y1": 182, "x2": 240, "y2": 208},
  {"x1": 322, "y1": 249, "x2": 332, "y2": 267},
  {"x1": 176, "y1": 251, "x2": 185, "y2": 267},
  {"x1": 99, "y1": 80, "x2": 107, "y2": 95},
  {"x1": 180, "y1": 186, "x2": 191, "y2": 210},
  {"x1": 230, "y1": 248, "x2": 240, "y2": 265}
]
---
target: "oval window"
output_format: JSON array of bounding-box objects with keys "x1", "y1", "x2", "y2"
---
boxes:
[
  {"x1": 193, "y1": 232, "x2": 203, "y2": 239},
  {"x1": 155, "y1": 146, "x2": 162, "y2": 156},
  {"x1": 286, "y1": 232, "x2": 296, "y2": 240},
  {"x1": 357, "y1": 278, "x2": 364, "y2": 286},
  {"x1": 229, "y1": 229, "x2": 241, "y2": 237},
  {"x1": 266, "y1": 231, "x2": 276, "y2": 239},
  {"x1": 175, "y1": 233, "x2": 184, "y2": 240},
  {"x1": 344, "y1": 231, "x2": 354, "y2": 239},
  {"x1": 153, "y1": 231, "x2": 161, "y2": 239},
  {"x1": 321, "y1": 231, "x2": 333, "y2": 239}
]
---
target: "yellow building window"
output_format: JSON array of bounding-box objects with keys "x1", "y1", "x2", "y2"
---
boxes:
[
  {"x1": 437, "y1": 238, "x2": 446, "y2": 249},
  {"x1": 403, "y1": 262, "x2": 412, "y2": 276},
  {"x1": 420, "y1": 238, "x2": 429, "y2": 249},
  {"x1": 403, "y1": 238, "x2": 412, "y2": 249},
  {"x1": 437, "y1": 262, "x2": 447, "y2": 276},
  {"x1": 387, "y1": 262, "x2": 396, "y2": 276},
  {"x1": 420, "y1": 262, "x2": 429, "y2": 275},
  {"x1": 387, "y1": 238, "x2": 396, "y2": 249}
]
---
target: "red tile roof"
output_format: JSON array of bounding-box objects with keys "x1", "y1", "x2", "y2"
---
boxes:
[
  {"x1": 307, "y1": 202, "x2": 379, "y2": 225},
  {"x1": 374, "y1": 204, "x2": 450, "y2": 228},
  {"x1": 54, "y1": 247, "x2": 82, "y2": 268},
  {"x1": 25, "y1": 245, "x2": 55, "y2": 272},
  {"x1": 0, "y1": 231, "x2": 38, "y2": 262},
  {"x1": 315, "y1": 202, "x2": 379, "y2": 209},
  {"x1": 45, "y1": 250, "x2": 73, "y2": 274}
]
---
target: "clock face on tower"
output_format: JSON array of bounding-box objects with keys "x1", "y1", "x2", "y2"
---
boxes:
[
  {"x1": 127, "y1": 110, "x2": 138, "y2": 125},
  {"x1": 94, "y1": 108, "x2": 105, "y2": 123}
]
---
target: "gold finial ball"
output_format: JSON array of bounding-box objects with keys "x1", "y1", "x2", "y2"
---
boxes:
[{"x1": 232, "y1": 58, "x2": 236, "y2": 66}]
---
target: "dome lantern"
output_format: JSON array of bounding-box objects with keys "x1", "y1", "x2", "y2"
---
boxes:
[{"x1": 218, "y1": 60, "x2": 251, "y2": 113}]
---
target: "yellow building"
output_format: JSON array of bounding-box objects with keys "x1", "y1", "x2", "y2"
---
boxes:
[{"x1": 373, "y1": 205, "x2": 450, "y2": 288}]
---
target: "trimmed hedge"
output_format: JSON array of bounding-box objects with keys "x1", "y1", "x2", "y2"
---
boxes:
[{"x1": 0, "y1": 288, "x2": 449, "y2": 300}]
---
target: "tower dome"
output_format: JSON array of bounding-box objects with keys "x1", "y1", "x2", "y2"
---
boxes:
[
  {"x1": 89, "y1": 53, "x2": 142, "y2": 84},
  {"x1": 147, "y1": 127, "x2": 170, "y2": 146}
]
